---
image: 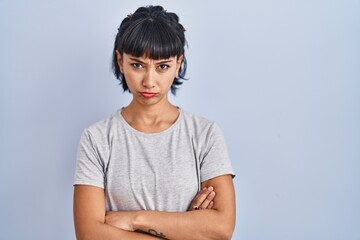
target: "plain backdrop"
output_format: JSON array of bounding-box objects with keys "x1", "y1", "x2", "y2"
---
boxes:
[{"x1": 1, "y1": 0, "x2": 359, "y2": 239}]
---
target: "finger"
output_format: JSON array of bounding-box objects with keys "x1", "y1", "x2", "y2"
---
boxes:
[
  {"x1": 194, "y1": 187, "x2": 207, "y2": 199},
  {"x1": 188, "y1": 187, "x2": 208, "y2": 211},
  {"x1": 188, "y1": 187, "x2": 206, "y2": 211},
  {"x1": 191, "y1": 186, "x2": 214, "y2": 209},
  {"x1": 208, "y1": 200, "x2": 214, "y2": 209},
  {"x1": 199, "y1": 191, "x2": 215, "y2": 209}
]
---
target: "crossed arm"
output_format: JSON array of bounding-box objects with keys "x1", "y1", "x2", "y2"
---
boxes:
[{"x1": 73, "y1": 174, "x2": 235, "y2": 240}]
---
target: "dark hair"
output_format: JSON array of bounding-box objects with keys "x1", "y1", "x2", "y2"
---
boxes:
[{"x1": 112, "y1": 5, "x2": 188, "y2": 95}]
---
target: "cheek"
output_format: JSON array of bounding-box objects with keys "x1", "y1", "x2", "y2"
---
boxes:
[
  {"x1": 162, "y1": 73, "x2": 176, "y2": 88},
  {"x1": 165, "y1": 69, "x2": 177, "y2": 81},
  {"x1": 123, "y1": 73, "x2": 138, "y2": 91},
  {"x1": 123, "y1": 70, "x2": 140, "y2": 84}
]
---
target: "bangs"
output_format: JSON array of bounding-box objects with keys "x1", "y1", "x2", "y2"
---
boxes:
[
  {"x1": 112, "y1": 6, "x2": 188, "y2": 95},
  {"x1": 120, "y1": 18, "x2": 183, "y2": 59}
]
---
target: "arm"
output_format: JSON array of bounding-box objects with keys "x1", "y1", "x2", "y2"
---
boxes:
[
  {"x1": 73, "y1": 185, "x2": 160, "y2": 240},
  {"x1": 106, "y1": 174, "x2": 236, "y2": 240}
]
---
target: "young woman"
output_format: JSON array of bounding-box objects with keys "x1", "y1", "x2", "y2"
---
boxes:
[{"x1": 73, "y1": 5, "x2": 236, "y2": 240}]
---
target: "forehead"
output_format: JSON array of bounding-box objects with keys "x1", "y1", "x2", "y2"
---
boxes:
[{"x1": 123, "y1": 53, "x2": 177, "y2": 62}]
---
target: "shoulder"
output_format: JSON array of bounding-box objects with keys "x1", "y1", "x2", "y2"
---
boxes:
[
  {"x1": 181, "y1": 110, "x2": 213, "y2": 125},
  {"x1": 180, "y1": 109, "x2": 223, "y2": 137},
  {"x1": 82, "y1": 109, "x2": 121, "y2": 141}
]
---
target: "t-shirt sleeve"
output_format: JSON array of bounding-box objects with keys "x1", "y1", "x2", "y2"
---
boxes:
[
  {"x1": 73, "y1": 129, "x2": 106, "y2": 188},
  {"x1": 200, "y1": 123, "x2": 235, "y2": 182}
]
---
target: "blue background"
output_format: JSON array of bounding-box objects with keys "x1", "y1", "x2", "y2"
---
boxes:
[{"x1": 1, "y1": 0, "x2": 359, "y2": 239}]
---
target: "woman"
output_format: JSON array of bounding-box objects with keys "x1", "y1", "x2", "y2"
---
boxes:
[{"x1": 74, "y1": 5, "x2": 236, "y2": 240}]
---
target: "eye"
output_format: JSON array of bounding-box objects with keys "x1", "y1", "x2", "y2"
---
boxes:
[
  {"x1": 131, "y1": 63, "x2": 143, "y2": 69},
  {"x1": 158, "y1": 64, "x2": 170, "y2": 70}
]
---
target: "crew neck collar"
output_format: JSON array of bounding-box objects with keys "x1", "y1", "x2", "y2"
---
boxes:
[{"x1": 117, "y1": 107, "x2": 183, "y2": 136}]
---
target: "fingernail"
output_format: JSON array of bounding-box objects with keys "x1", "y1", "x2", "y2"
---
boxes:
[
  {"x1": 203, "y1": 187, "x2": 207, "y2": 190},
  {"x1": 208, "y1": 186, "x2": 213, "y2": 191},
  {"x1": 210, "y1": 191, "x2": 215, "y2": 196}
]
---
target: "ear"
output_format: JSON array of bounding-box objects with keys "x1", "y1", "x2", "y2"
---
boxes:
[
  {"x1": 176, "y1": 55, "x2": 184, "y2": 75},
  {"x1": 115, "y1": 50, "x2": 124, "y2": 73}
]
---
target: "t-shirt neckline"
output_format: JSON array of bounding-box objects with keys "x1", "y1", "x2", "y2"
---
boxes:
[{"x1": 117, "y1": 107, "x2": 183, "y2": 136}]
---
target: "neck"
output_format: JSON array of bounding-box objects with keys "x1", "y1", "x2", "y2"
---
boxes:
[{"x1": 122, "y1": 97, "x2": 178, "y2": 127}]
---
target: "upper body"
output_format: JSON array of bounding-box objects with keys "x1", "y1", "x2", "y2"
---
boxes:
[
  {"x1": 73, "y1": 5, "x2": 236, "y2": 240},
  {"x1": 74, "y1": 108, "x2": 234, "y2": 212}
]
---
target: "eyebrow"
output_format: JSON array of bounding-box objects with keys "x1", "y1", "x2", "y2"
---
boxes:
[{"x1": 129, "y1": 57, "x2": 173, "y2": 65}]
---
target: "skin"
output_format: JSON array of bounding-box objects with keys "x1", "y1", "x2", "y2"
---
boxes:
[
  {"x1": 117, "y1": 51, "x2": 184, "y2": 133},
  {"x1": 104, "y1": 175, "x2": 235, "y2": 240},
  {"x1": 73, "y1": 52, "x2": 236, "y2": 240},
  {"x1": 74, "y1": 185, "x2": 216, "y2": 240}
]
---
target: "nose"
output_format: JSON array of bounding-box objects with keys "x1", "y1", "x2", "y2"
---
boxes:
[{"x1": 142, "y1": 68, "x2": 156, "y2": 89}]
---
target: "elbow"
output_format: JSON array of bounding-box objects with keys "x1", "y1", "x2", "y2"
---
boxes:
[
  {"x1": 75, "y1": 233, "x2": 89, "y2": 240},
  {"x1": 201, "y1": 223, "x2": 234, "y2": 240},
  {"x1": 217, "y1": 224, "x2": 234, "y2": 240},
  {"x1": 75, "y1": 221, "x2": 104, "y2": 240},
  {"x1": 76, "y1": 230, "x2": 96, "y2": 240},
  {"x1": 209, "y1": 218, "x2": 235, "y2": 240}
]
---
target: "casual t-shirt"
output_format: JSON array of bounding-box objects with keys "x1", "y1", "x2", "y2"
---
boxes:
[{"x1": 74, "y1": 108, "x2": 235, "y2": 212}]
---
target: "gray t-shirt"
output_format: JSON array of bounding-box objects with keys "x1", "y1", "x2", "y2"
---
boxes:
[{"x1": 74, "y1": 108, "x2": 234, "y2": 212}]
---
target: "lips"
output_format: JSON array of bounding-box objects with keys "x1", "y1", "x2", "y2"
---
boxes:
[{"x1": 140, "y1": 92, "x2": 158, "y2": 99}]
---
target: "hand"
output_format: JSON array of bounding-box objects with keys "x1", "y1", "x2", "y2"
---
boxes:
[
  {"x1": 188, "y1": 186, "x2": 216, "y2": 211},
  {"x1": 105, "y1": 211, "x2": 137, "y2": 231}
]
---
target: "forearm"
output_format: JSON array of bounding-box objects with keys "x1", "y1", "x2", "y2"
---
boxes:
[
  {"x1": 103, "y1": 176, "x2": 236, "y2": 240},
  {"x1": 75, "y1": 220, "x2": 160, "y2": 240},
  {"x1": 133, "y1": 210, "x2": 234, "y2": 240}
]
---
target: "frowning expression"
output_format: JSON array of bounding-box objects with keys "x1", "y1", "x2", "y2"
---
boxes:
[{"x1": 116, "y1": 51, "x2": 183, "y2": 105}]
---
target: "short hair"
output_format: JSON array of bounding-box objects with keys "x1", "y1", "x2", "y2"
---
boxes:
[{"x1": 112, "y1": 5, "x2": 188, "y2": 95}]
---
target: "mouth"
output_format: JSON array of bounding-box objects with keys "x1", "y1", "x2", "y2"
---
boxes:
[{"x1": 139, "y1": 92, "x2": 158, "y2": 99}]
